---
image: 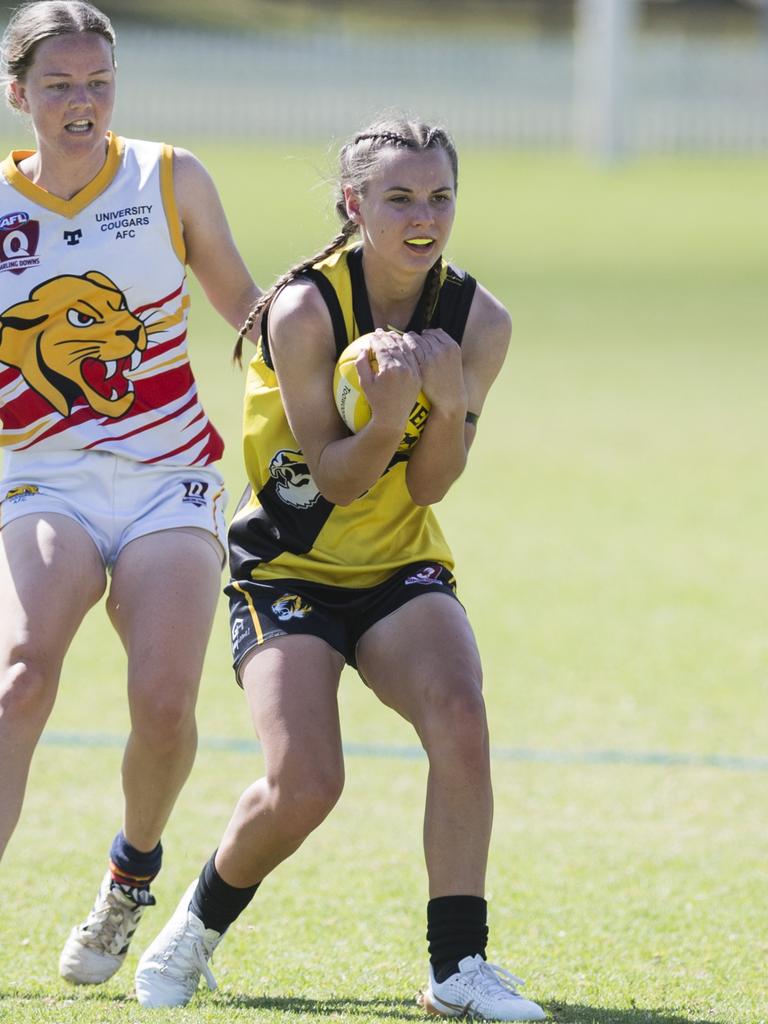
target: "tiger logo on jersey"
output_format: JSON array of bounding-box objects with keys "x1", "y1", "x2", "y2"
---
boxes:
[
  {"x1": 271, "y1": 594, "x2": 313, "y2": 621},
  {"x1": 269, "y1": 449, "x2": 321, "y2": 510},
  {"x1": 0, "y1": 271, "x2": 147, "y2": 419}
]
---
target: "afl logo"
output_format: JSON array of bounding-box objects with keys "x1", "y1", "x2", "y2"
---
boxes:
[
  {"x1": 0, "y1": 211, "x2": 29, "y2": 230},
  {"x1": 271, "y1": 594, "x2": 313, "y2": 621},
  {"x1": 0, "y1": 213, "x2": 41, "y2": 275}
]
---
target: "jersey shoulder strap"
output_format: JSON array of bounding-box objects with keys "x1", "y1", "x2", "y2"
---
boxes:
[
  {"x1": 258, "y1": 269, "x2": 349, "y2": 371},
  {"x1": 431, "y1": 264, "x2": 477, "y2": 345}
]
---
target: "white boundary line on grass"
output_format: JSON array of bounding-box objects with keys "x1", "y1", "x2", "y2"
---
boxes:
[{"x1": 39, "y1": 732, "x2": 768, "y2": 773}]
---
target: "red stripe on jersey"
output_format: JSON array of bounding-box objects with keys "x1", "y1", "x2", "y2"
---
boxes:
[
  {"x1": 144, "y1": 420, "x2": 224, "y2": 465},
  {"x1": 1, "y1": 387, "x2": 55, "y2": 430},
  {"x1": 84, "y1": 392, "x2": 200, "y2": 448},
  {"x1": 5, "y1": 366, "x2": 201, "y2": 453},
  {"x1": 141, "y1": 330, "x2": 187, "y2": 364},
  {"x1": 132, "y1": 281, "x2": 185, "y2": 317},
  {"x1": 0, "y1": 367, "x2": 19, "y2": 389},
  {"x1": 130, "y1": 363, "x2": 195, "y2": 414},
  {"x1": 11, "y1": 401, "x2": 102, "y2": 449},
  {"x1": 0, "y1": 330, "x2": 188, "y2": 435}
]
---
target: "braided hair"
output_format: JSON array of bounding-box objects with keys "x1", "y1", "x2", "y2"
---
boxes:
[{"x1": 233, "y1": 114, "x2": 459, "y2": 365}]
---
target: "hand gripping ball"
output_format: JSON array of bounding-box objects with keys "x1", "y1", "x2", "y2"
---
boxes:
[{"x1": 333, "y1": 337, "x2": 431, "y2": 453}]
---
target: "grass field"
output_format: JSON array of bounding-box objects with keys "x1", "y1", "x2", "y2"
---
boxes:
[{"x1": 0, "y1": 143, "x2": 766, "y2": 1024}]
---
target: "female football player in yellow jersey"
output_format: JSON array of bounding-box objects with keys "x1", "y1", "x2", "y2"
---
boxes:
[
  {"x1": 135, "y1": 116, "x2": 545, "y2": 1021},
  {"x1": 0, "y1": 0, "x2": 260, "y2": 986}
]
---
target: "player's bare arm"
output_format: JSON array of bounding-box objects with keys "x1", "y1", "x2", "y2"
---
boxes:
[
  {"x1": 404, "y1": 288, "x2": 510, "y2": 506},
  {"x1": 459, "y1": 284, "x2": 512, "y2": 434},
  {"x1": 269, "y1": 284, "x2": 407, "y2": 505},
  {"x1": 173, "y1": 147, "x2": 261, "y2": 333}
]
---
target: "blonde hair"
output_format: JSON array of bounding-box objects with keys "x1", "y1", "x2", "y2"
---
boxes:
[
  {"x1": 233, "y1": 114, "x2": 458, "y2": 365},
  {"x1": 1, "y1": 1, "x2": 116, "y2": 111}
]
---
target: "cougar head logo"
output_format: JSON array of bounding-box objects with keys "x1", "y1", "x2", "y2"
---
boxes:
[
  {"x1": 269, "y1": 449, "x2": 320, "y2": 509},
  {"x1": 0, "y1": 271, "x2": 148, "y2": 419},
  {"x1": 271, "y1": 594, "x2": 313, "y2": 621}
]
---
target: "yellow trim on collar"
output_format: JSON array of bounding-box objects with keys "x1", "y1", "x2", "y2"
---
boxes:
[{"x1": 0, "y1": 132, "x2": 123, "y2": 219}]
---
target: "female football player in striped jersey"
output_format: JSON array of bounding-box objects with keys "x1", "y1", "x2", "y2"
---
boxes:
[
  {"x1": 0, "y1": 0, "x2": 260, "y2": 985},
  {"x1": 135, "y1": 115, "x2": 545, "y2": 1020}
]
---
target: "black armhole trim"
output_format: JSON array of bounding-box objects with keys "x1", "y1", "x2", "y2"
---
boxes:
[
  {"x1": 301, "y1": 268, "x2": 350, "y2": 358},
  {"x1": 346, "y1": 246, "x2": 375, "y2": 336},
  {"x1": 260, "y1": 270, "x2": 349, "y2": 370},
  {"x1": 258, "y1": 309, "x2": 273, "y2": 369},
  {"x1": 431, "y1": 267, "x2": 478, "y2": 346},
  {"x1": 453, "y1": 272, "x2": 477, "y2": 343}
]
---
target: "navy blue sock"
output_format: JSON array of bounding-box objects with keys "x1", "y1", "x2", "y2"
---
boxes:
[
  {"x1": 427, "y1": 895, "x2": 488, "y2": 983},
  {"x1": 190, "y1": 852, "x2": 260, "y2": 934},
  {"x1": 109, "y1": 831, "x2": 162, "y2": 890}
]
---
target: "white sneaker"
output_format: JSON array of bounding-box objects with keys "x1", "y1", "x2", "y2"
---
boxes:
[
  {"x1": 134, "y1": 880, "x2": 222, "y2": 1007},
  {"x1": 419, "y1": 955, "x2": 546, "y2": 1021},
  {"x1": 59, "y1": 871, "x2": 155, "y2": 984}
]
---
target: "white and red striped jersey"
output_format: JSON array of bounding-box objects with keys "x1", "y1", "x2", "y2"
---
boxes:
[{"x1": 0, "y1": 134, "x2": 223, "y2": 466}]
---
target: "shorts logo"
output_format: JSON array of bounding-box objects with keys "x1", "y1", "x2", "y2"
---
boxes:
[
  {"x1": 4, "y1": 483, "x2": 39, "y2": 504},
  {"x1": 231, "y1": 617, "x2": 247, "y2": 650},
  {"x1": 0, "y1": 213, "x2": 41, "y2": 275},
  {"x1": 63, "y1": 229, "x2": 83, "y2": 246},
  {"x1": 405, "y1": 564, "x2": 444, "y2": 586},
  {"x1": 271, "y1": 594, "x2": 313, "y2": 621},
  {"x1": 181, "y1": 480, "x2": 209, "y2": 507},
  {"x1": 269, "y1": 449, "x2": 320, "y2": 510}
]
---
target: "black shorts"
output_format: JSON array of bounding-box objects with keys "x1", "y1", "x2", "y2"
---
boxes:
[{"x1": 226, "y1": 561, "x2": 460, "y2": 682}]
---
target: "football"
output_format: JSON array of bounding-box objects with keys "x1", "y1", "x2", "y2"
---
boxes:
[{"x1": 333, "y1": 337, "x2": 431, "y2": 453}]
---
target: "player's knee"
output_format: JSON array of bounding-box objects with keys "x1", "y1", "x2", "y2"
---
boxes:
[
  {"x1": 422, "y1": 683, "x2": 490, "y2": 765},
  {"x1": 0, "y1": 657, "x2": 57, "y2": 727},
  {"x1": 131, "y1": 686, "x2": 197, "y2": 750},
  {"x1": 271, "y1": 765, "x2": 345, "y2": 836}
]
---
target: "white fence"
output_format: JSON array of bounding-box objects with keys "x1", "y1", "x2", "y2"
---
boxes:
[{"x1": 2, "y1": 23, "x2": 767, "y2": 151}]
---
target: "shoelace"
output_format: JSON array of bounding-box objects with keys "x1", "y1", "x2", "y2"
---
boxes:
[
  {"x1": 160, "y1": 922, "x2": 218, "y2": 992},
  {"x1": 118, "y1": 884, "x2": 156, "y2": 908},
  {"x1": 81, "y1": 887, "x2": 147, "y2": 953},
  {"x1": 473, "y1": 960, "x2": 526, "y2": 997}
]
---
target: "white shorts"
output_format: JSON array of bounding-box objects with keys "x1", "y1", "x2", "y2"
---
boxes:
[{"x1": 0, "y1": 449, "x2": 228, "y2": 569}]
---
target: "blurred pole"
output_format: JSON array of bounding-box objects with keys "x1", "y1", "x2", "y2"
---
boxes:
[{"x1": 574, "y1": 0, "x2": 639, "y2": 163}]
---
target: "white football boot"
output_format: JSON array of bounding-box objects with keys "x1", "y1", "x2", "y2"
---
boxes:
[
  {"x1": 419, "y1": 955, "x2": 546, "y2": 1021},
  {"x1": 134, "y1": 880, "x2": 222, "y2": 1007},
  {"x1": 59, "y1": 871, "x2": 155, "y2": 984}
]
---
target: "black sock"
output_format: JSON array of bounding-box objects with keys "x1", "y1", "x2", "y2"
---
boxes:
[
  {"x1": 427, "y1": 895, "x2": 488, "y2": 983},
  {"x1": 189, "y1": 851, "x2": 260, "y2": 934},
  {"x1": 109, "y1": 830, "x2": 162, "y2": 889}
]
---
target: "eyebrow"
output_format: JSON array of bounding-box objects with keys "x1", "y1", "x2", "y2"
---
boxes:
[
  {"x1": 383, "y1": 185, "x2": 454, "y2": 194},
  {"x1": 42, "y1": 68, "x2": 113, "y2": 78}
]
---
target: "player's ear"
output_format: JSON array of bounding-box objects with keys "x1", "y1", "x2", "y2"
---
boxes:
[
  {"x1": 343, "y1": 186, "x2": 362, "y2": 223},
  {"x1": 8, "y1": 79, "x2": 29, "y2": 113}
]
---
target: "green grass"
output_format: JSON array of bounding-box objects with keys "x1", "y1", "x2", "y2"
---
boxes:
[{"x1": 0, "y1": 144, "x2": 767, "y2": 1023}]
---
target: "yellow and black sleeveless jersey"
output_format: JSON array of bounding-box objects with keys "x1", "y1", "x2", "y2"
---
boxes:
[{"x1": 229, "y1": 244, "x2": 477, "y2": 589}]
